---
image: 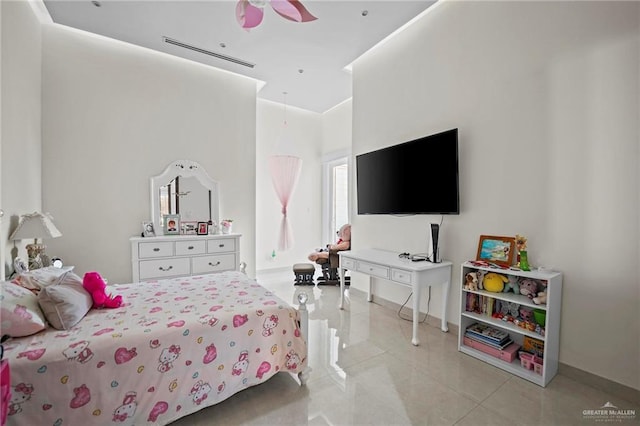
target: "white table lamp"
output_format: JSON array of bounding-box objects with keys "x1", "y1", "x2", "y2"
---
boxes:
[{"x1": 9, "y1": 212, "x2": 62, "y2": 269}]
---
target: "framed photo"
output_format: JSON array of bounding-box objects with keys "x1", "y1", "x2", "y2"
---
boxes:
[
  {"x1": 163, "y1": 214, "x2": 180, "y2": 235},
  {"x1": 197, "y1": 222, "x2": 209, "y2": 235},
  {"x1": 142, "y1": 221, "x2": 156, "y2": 237},
  {"x1": 181, "y1": 221, "x2": 197, "y2": 235},
  {"x1": 476, "y1": 235, "x2": 515, "y2": 267}
]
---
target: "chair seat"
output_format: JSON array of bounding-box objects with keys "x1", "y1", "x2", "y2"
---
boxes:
[
  {"x1": 293, "y1": 263, "x2": 315, "y2": 273},
  {"x1": 293, "y1": 263, "x2": 315, "y2": 285}
]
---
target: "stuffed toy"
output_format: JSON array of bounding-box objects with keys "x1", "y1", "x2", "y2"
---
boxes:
[
  {"x1": 503, "y1": 277, "x2": 520, "y2": 294},
  {"x1": 518, "y1": 278, "x2": 539, "y2": 298},
  {"x1": 482, "y1": 273, "x2": 508, "y2": 293},
  {"x1": 519, "y1": 306, "x2": 534, "y2": 322},
  {"x1": 532, "y1": 291, "x2": 547, "y2": 305},
  {"x1": 308, "y1": 224, "x2": 351, "y2": 262},
  {"x1": 464, "y1": 272, "x2": 480, "y2": 291},
  {"x1": 83, "y1": 272, "x2": 123, "y2": 309}
]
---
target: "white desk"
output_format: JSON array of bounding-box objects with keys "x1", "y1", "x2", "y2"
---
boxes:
[{"x1": 338, "y1": 249, "x2": 452, "y2": 346}]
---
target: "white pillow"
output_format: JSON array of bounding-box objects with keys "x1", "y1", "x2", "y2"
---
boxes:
[
  {"x1": 1, "y1": 281, "x2": 47, "y2": 337},
  {"x1": 12, "y1": 266, "x2": 74, "y2": 294},
  {"x1": 38, "y1": 273, "x2": 92, "y2": 330}
]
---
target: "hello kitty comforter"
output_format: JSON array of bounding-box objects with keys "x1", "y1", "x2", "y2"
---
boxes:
[{"x1": 4, "y1": 271, "x2": 308, "y2": 425}]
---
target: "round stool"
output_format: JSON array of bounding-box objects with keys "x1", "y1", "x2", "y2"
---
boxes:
[{"x1": 293, "y1": 263, "x2": 315, "y2": 285}]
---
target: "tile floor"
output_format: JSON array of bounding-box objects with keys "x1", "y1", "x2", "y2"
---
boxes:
[{"x1": 171, "y1": 270, "x2": 638, "y2": 425}]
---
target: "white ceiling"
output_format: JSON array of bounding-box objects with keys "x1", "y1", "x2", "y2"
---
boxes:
[{"x1": 43, "y1": 0, "x2": 435, "y2": 113}]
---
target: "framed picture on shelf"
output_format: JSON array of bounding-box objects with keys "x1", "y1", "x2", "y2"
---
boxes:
[
  {"x1": 197, "y1": 222, "x2": 208, "y2": 235},
  {"x1": 476, "y1": 235, "x2": 515, "y2": 267},
  {"x1": 163, "y1": 214, "x2": 180, "y2": 235},
  {"x1": 142, "y1": 221, "x2": 156, "y2": 237},
  {"x1": 181, "y1": 221, "x2": 197, "y2": 235}
]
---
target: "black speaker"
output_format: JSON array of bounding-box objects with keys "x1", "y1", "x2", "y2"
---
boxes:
[{"x1": 430, "y1": 223, "x2": 441, "y2": 263}]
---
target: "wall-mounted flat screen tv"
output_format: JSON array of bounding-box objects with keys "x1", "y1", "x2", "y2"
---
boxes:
[{"x1": 356, "y1": 128, "x2": 459, "y2": 215}]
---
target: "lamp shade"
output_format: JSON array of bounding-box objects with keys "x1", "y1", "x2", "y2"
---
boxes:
[{"x1": 9, "y1": 212, "x2": 62, "y2": 241}]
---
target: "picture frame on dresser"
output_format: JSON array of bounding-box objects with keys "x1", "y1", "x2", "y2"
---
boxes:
[
  {"x1": 142, "y1": 221, "x2": 156, "y2": 237},
  {"x1": 163, "y1": 214, "x2": 180, "y2": 235},
  {"x1": 181, "y1": 221, "x2": 198, "y2": 235},
  {"x1": 476, "y1": 235, "x2": 515, "y2": 267},
  {"x1": 197, "y1": 222, "x2": 208, "y2": 235}
]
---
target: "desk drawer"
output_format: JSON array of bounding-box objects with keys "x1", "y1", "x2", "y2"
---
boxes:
[
  {"x1": 391, "y1": 268, "x2": 412, "y2": 284},
  {"x1": 192, "y1": 254, "x2": 236, "y2": 274},
  {"x1": 341, "y1": 257, "x2": 356, "y2": 270},
  {"x1": 357, "y1": 261, "x2": 389, "y2": 279},
  {"x1": 176, "y1": 240, "x2": 206, "y2": 256},
  {"x1": 139, "y1": 258, "x2": 189, "y2": 280},
  {"x1": 208, "y1": 239, "x2": 236, "y2": 254},
  {"x1": 139, "y1": 242, "x2": 173, "y2": 258}
]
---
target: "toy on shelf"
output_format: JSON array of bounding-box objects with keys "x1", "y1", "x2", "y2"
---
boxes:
[
  {"x1": 464, "y1": 271, "x2": 480, "y2": 291},
  {"x1": 482, "y1": 272, "x2": 508, "y2": 293},
  {"x1": 515, "y1": 234, "x2": 530, "y2": 271},
  {"x1": 503, "y1": 276, "x2": 519, "y2": 294},
  {"x1": 518, "y1": 278, "x2": 539, "y2": 299},
  {"x1": 533, "y1": 290, "x2": 547, "y2": 305}
]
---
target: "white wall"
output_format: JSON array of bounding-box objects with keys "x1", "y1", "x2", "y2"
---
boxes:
[
  {"x1": 41, "y1": 24, "x2": 258, "y2": 283},
  {"x1": 322, "y1": 99, "x2": 352, "y2": 157},
  {"x1": 1, "y1": 0, "x2": 47, "y2": 275},
  {"x1": 255, "y1": 99, "x2": 322, "y2": 271},
  {"x1": 351, "y1": 1, "x2": 639, "y2": 390}
]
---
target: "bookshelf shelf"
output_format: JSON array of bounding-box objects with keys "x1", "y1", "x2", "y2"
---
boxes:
[{"x1": 458, "y1": 262, "x2": 563, "y2": 387}]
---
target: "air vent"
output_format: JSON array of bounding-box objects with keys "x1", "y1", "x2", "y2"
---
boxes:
[{"x1": 162, "y1": 36, "x2": 255, "y2": 68}]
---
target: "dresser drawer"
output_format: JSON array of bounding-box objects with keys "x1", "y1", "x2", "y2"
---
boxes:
[
  {"x1": 139, "y1": 241, "x2": 173, "y2": 258},
  {"x1": 192, "y1": 254, "x2": 236, "y2": 274},
  {"x1": 357, "y1": 261, "x2": 389, "y2": 279},
  {"x1": 391, "y1": 268, "x2": 412, "y2": 284},
  {"x1": 208, "y1": 239, "x2": 236, "y2": 253},
  {"x1": 341, "y1": 257, "x2": 356, "y2": 270},
  {"x1": 139, "y1": 258, "x2": 190, "y2": 280},
  {"x1": 175, "y1": 240, "x2": 206, "y2": 256}
]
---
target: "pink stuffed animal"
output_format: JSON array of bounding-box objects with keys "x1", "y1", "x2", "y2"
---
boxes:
[{"x1": 83, "y1": 272, "x2": 122, "y2": 309}]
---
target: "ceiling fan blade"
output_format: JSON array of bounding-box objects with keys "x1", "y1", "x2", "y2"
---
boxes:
[
  {"x1": 236, "y1": 0, "x2": 265, "y2": 29},
  {"x1": 271, "y1": 0, "x2": 317, "y2": 23}
]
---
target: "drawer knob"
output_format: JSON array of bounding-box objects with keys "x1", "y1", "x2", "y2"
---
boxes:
[
  {"x1": 158, "y1": 266, "x2": 173, "y2": 271},
  {"x1": 153, "y1": 248, "x2": 160, "y2": 252},
  {"x1": 209, "y1": 261, "x2": 221, "y2": 267},
  {"x1": 188, "y1": 246, "x2": 194, "y2": 250}
]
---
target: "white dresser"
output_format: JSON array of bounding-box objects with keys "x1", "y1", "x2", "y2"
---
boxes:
[{"x1": 130, "y1": 234, "x2": 241, "y2": 282}]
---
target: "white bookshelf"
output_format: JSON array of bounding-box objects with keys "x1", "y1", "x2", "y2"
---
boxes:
[{"x1": 458, "y1": 262, "x2": 562, "y2": 387}]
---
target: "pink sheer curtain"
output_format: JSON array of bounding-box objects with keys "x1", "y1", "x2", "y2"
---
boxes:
[{"x1": 269, "y1": 155, "x2": 302, "y2": 251}]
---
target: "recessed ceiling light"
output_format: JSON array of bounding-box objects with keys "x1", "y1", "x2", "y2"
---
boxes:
[
  {"x1": 219, "y1": 42, "x2": 226, "y2": 48},
  {"x1": 91, "y1": 1, "x2": 102, "y2": 7},
  {"x1": 298, "y1": 69, "x2": 304, "y2": 74},
  {"x1": 361, "y1": 10, "x2": 368, "y2": 17}
]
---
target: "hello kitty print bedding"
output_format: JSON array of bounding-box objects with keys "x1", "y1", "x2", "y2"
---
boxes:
[{"x1": 4, "y1": 271, "x2": 308, "y2": 425}]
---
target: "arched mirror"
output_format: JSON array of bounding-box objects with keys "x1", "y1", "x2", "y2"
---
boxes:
[{"x1": 150, "y1": 160, "x2": 220, "y2": 233}]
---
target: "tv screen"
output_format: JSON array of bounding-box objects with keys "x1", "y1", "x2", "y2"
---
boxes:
[{"x1": 356, "y1": 128, "x2": 459, "y2": 215}]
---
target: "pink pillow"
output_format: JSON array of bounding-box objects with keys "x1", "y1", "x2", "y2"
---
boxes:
[{"x1": 1, "y1": 281, "x2": 47, "y2": 337}]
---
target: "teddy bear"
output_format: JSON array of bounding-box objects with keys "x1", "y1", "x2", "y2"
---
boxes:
[
  {"x1": 83, "y1": 271, "x2": 123, "y2": 309},
  {"x1": 463, "y1": 272, "x2": 480, "y2": 291},
  {"x1": 532, "y1": 290, "x2": 547, "y2": 305},
  {"x1": 502, "y1": 277, "x2": 520, "y2": 294}
]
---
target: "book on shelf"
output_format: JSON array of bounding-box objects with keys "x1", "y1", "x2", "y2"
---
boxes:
[
  {"x1": 464, "y1": 332, "x2": 514, "y2": 349},
  {"x1": 466, "y1": 322, "x2": 510, "y2": 344},
  {"x1": 523, "y1": 336, "x2": 545, "y2": 358}
]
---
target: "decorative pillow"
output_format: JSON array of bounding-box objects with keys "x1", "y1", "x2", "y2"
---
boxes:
[
  {"x1": 0, "y1": 281, "x2": 47, "y2": 337},
  {"x1": 12, "y1": 266, "x2": 74, "y2": 294},
  {"x1": 38, "y1": 273, "x2": 92, "y2": 330}
]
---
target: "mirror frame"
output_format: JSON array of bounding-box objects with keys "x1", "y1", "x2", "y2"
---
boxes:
[{"x1": 151, "y1": 160, "x2": 220, "y2": 234}]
